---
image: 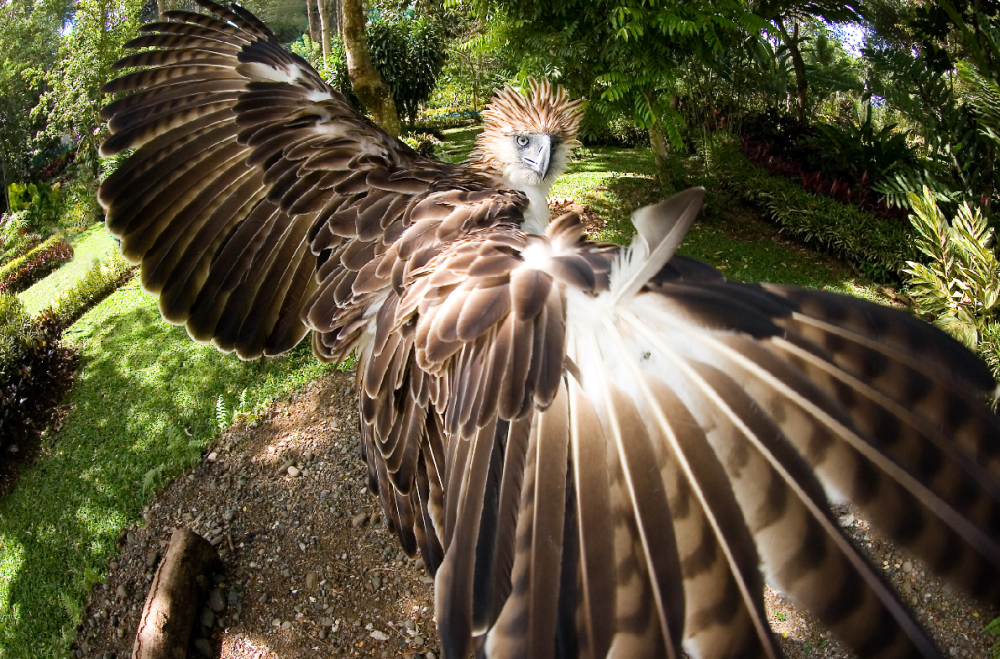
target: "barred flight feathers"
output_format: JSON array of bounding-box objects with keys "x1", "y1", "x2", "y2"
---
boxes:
[{"x1": 98, "y1": 3, "x2": 1000, "y2": 658}]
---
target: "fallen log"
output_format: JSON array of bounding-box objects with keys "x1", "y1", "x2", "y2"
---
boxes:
[{"x1": 132, "y1": 528, "x2": 221, "y2": 659}]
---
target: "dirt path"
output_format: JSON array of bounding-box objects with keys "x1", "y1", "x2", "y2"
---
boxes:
[
  {"x1": 75, "y1": 370, "x2": 440, "y2": 659},
  {"x1": 72, "y1": 369, "x2": 998, "y2": 659}
]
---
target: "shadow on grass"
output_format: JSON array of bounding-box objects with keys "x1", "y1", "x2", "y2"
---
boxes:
[{"x1": 0, "y1": 283, "x2": 330, "y2": 657}]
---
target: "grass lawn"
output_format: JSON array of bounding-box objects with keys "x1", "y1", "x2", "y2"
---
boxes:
[
  {"x1": 437, "y1": 126, "x2": 881, "y2": 298},
  {"x1": 0, "y1": 281, "x2": 334, "y2": 657},
  {"x1": 0, "y1": 128, "x2": 884, "y2": 658},
  {"x1": 18, "y1": 224, "x2": 117, "y2": 315}
]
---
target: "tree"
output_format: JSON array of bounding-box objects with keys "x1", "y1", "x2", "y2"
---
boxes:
[
  {"x1": 342, "y1": 0, "x2": 401, "y2": 135},
  {"x1": 0, "y1": 0, "x2": 70, "y2": 211},
  {"x1": 752, "y1": 0, "x2": 860, "y2": 122},
  {"x1": 460, "y1": 0, "x2": 765, "y2": 164},
  {"x1": 367, "y1": 12, "x2": 447, "y2": 123},
  {"x1": 33, "y1": 0, "x2": 142, "y2": 217}
]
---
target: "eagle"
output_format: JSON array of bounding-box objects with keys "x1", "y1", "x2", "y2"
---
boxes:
[{"x1": 97, "y1": 2, "x2": 1000, "y2": 658}]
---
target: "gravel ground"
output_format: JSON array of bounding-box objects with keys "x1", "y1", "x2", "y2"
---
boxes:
[{"x1": 72, "y1": 368, "x2": 999, "y2": 659}]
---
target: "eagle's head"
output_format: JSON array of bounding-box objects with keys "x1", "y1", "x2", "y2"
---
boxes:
[{"x1": 473, "y1": 80, "x2": 583, "y2": 231}]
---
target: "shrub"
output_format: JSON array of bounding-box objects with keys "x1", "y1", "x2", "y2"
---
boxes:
[
  {"x1": 709, "y1": 137, "x2": 914, "y2": 282},
  {"x1": 0, "y1": 234, "x2": 73, "y2": 294},
  {"x1": 0, "y1": 296, "x2": 72, "y2": 450},
  {"x1": 401, "y1": 132, "x2": 442, "y2": 158},
  {"x1": 0, "y1": 211, "x2": 42, "y2": 267},
  {"x1": 6, "y1": 180, "x2": 65, "y2": 235},
  {"x1": 47, "y1": 250, "x2": 135, "y2": 326},
  {"x1": 410, "y1": 107, "x2": 482, "y2": 132},
  {"x1": 903, "y1": 186, "x2": 1000, "y2": 350}
]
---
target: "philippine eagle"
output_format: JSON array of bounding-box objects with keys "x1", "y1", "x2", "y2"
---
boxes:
[{"x1": 98, "y1": 3, "x2": 1000, "y2": 658}]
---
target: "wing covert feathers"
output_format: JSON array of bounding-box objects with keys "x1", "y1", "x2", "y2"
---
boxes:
[{"x1": 100, "y1": 4, "x2": 1000, "y2": 653}]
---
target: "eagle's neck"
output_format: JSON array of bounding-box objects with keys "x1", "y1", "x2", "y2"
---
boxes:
[{"x1": 517, "y1": 183, "x2": 551, "y2": 236}]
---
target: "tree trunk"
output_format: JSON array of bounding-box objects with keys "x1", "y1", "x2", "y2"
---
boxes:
[
  {"x1": 342, "y1": 0, "x2": 400, "y2": 135},
  {"x1": 132, "y1": 529, "x2": 221, "y2": 659},
  {"x1": 306, "y1": 0, "x2": 318, "y2": 46},
  {"x1": 155, "y1": 0, "x2": 165, "y2": 16},
  {"x1": 648, "y1": 123, "x2": 669, "y2": 167},
  {"x1": 316, "y1": 0, "x2": 331, "y2": 67},
  {"x1": 776, "y1": 17, "x2": 807, "y2": 123}
]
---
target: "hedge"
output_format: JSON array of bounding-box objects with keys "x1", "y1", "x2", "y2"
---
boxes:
[
  {"x1": 0, "y1": 235, "x2": 73, "y2": 294},
  {"x1": 47, "y1": 250, "x2": 135, "y2": 326},
  {"x1": 710, "y1": 140, "x2": 915, "y2": 282},
  {"x1": 0, "y1": 295, "x2": 72, "y2": 450}
]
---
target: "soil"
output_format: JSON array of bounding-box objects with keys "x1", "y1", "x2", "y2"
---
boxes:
[{"x1": 73, "y1": 369, "x2": 441, "y2": 659}]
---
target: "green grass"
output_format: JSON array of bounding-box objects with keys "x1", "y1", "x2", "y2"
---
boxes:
[
  {"x1": 18, "y1": 224, "x2": 116, "y2": 315},
  {"x1": 0, "y1": 280, "x2": 333, "y2": 657},
  {"x1": 438, "y1": 128, "x2": 880, "y2": 298},
  {"x1": 552, "y1": 144, "x2": 881, "y2": 299}
]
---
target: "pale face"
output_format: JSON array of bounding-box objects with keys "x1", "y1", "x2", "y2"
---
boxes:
[{"x1": 497, "y1": 132, "x2": 569, "y2": 192}]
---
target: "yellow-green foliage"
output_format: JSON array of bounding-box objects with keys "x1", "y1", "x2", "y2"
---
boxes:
[
  {"x1": 0, "y1": 234, "x2": 73, "y2": 293},
  {"x1": 0, "y1": 292, "x2": 32, "y2": 376},
  {"x1": 47, "y1": 249, "x2": 134, "y2": 326},
  {"x1": 904, "y1": 186, "x2": 1000, "y2": 349}
]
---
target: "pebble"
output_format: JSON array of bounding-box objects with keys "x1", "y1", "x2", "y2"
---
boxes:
[
  {"x1": 413, "y1": 635, "x2": 425, "y2": 647},
  {"x1": 902, "y1": 561, "x2": 913, "y2": 573},
  {"x1": 209, "y1": 588, "x2": 225, "y2": 612},
  {"x1": 281, "y1": 620, "x2": 292, "y2": 630},
  {"x1": 228, "y1": 589, "x2": 239, "y2": 604},
  {"x1": 306, "y1": 571, "x2": 319, "y2": 591},
  {"x1": 126, "y1": 531, "x2": 136, "y2": 544},
  {"x1": 206, "y1": 452, "x2": 218, "y2": 462},
  {"x1": 116, "y1": 584, "x2": 129, "y2": 599},
  {"x1": 371, "y1": 575, "x2": 381, "y2": 589},
  {"x1": 200, "y1": 607, "x2": 215, "y2": 628},
  {"x1": 102, "y1": 652, "x2": 116, "y2": 659},
  {"x1": 287, "y1": 466, "x2": 301, "y2": 478},
  {"x1": 223, "y1": 508, "x2": 235, "y2": 522},
  {"x1": 108, "y1": 561, "x2": 119, "y2": 571},
  {"x1": 145, "y1": 550, "x2": 158, "y2": 568},
  {"x1": 272, "y1": 618, "x2": 281, "y2": 627},
  {"x1": 351, "y1": 512, "x2": 368, "y2": 528},
  {"x1": 371, "y1": 630, "x2": 389, "y2": 641},
  {"x1": 320, "y1": 626, "x2": 330, "y2": 640}
]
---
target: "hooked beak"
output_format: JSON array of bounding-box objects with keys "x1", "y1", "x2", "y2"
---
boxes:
[{"x1": 522, "y1": 134, "x2": 551, "y2": 178}]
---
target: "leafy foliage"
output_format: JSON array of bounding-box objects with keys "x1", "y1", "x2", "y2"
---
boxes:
[
  {"x1": 0, "y1": 235, "x2": 73, "y2": 294},
  {"x1": 46, "y1": 249, "x2": 134, "y2": 327},
  {"x1": 6, "y1": 180, "x2": 64, "y2": 235},
  {"x1": 904, "y1": 186, "x2": 1000, "y2": 348},
  {"x1": 401, "y1": 132, "x2": 442, "y2": 157},
  {"x1": 0, "y1": 212, "x2": 41, "y2": 268},
  {"x1": 711, "y1": 137, "x2": 914, "y2": 281},
  {"x1": 0, "y1": 297, "x2": 72, "y2": 451},
  {"x1": 292, "y1": 11, "x2": 448, "y2": 124}
]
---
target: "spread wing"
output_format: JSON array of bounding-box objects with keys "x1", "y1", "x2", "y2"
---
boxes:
[
  {"x1": 98, "y1": 0, "x2": 506, "y2": 360},
  {"x1": 98, "y1": 4, "x2": 1000, "y2": 659},
  {"x1": 360, "y1": 190, "x2": 1000, "y2": 659},
  {"x1": 358, "y1": 190, "x2": 1000, "y2": 657}
]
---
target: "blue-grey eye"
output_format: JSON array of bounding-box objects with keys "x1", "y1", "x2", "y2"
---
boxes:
[{"x1": 515, "y1": 135, "x2": 529, "y2": 146}]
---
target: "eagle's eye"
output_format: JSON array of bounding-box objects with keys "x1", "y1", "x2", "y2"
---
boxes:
[{"x1": 515, "y1": 135, "x2": 529, "y2": 146}]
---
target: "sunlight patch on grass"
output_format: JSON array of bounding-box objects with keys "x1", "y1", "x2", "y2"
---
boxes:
[
  {"x1": 18, "y1": 223, "x2": 115, "y2": 315},
  {"x1": 0, "y1": 279, "x2": 333, "y2": 657}
]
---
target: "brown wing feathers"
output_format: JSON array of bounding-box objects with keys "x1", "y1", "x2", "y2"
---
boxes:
[{"x1": 99, "y1": 3, "x2": 1000, "y2": 658}]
